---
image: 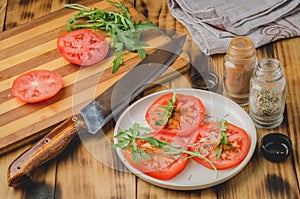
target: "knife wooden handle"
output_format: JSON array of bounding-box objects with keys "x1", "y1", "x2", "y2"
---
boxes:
[{"x1": 7, "y1": 114, "x2": 86, "y2": 187}]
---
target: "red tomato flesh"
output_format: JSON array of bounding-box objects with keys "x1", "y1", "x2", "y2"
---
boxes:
[
  {"x1": 12, "y1": 70, "x2": 63, "y2": 103},
  {"x1": 145, "y1": 93, "x2": 206, "y2": 137},
  {"x1": 57, "y1": 29, "x2": 109, "y2": 66},
  {"x1": 125, "y1": 133, "x2": 188, "y2": 180},
  {"x1": 188, "y1": 121, "x2": 251, "y2": 170}
]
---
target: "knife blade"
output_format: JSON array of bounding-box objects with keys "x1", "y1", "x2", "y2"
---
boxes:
[{"x1": 7, "y1": 35, "x2": 186, "y2": 187}]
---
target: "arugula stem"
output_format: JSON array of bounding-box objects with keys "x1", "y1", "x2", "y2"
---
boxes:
[
  {"x1": 64, "y1": 0, "x2": 157, "y2": 73},
  {"x1": 182, "y1": 150, "x2": 218, "y2": 177},
  {"x1": 64, "y1": 4, "x2": 91, "y2": 11},
  {"x1": 215, "y1": 119, "x2": 231, "y2": 160},
  {"x1": 114, "y1": 123, "x2": 219, "y2": 178},
  {"x1": 155, "y1": 89, "x2": 176, "y2": 126}
]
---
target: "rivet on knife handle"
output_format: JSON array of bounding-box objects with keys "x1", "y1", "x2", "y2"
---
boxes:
[
  {"x1": 7, "y1": 35, "x2": 187, "y2": 188},
  {"x1": 7, "y1": 114, "x2": 86, "y2": 187}
]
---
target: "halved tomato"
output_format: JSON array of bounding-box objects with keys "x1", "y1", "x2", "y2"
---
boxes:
[
  {"x1": 145, "y1": 93, "x2": 206, "y2": 137},
  {"x1": 188, "y1": 121, "x2": 251, "y2": 170},
  {"x1": 57, "y1": 29, "x2": 109, "y2": 66},
  {"x1": 124, "y1": 133, "x2": 188, "y2": 180},
  {"x1": 12, "y1": 70, "x2": 63, "y2": 103}
]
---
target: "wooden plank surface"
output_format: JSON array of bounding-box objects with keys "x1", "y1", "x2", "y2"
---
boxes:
[
  {"x1": 0, "y1": 0, "x2": 299, "y2": 199},
  {"x1": 275, "y1": 38, "x2": 300, "y2": 191},
  {"x1": 0, "y1": 0, "x2": 7, "y2": 32},
  {"x1": 136, "y1": 0, "x2": 300, "y2": 199},
  {"x1": 0, "y1": 0, "x2": 190, "y2": 155}
]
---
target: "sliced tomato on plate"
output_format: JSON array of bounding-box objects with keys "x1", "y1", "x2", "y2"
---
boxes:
[
  {"x1": 124, "y1": 133, "x2": 188, "y2": 180},
  {"x1": 145, "y1": 93, "x2": 206, "y2": 137},
  {"x1": 57, "y1": 29, "x2": 109, "y2": 66},
  {"x1": 12, "y1": 70, "x2": 63, "y2": 103},
  {"x1": 188, "y1": 121, "x2": 251, "y2": 170}
]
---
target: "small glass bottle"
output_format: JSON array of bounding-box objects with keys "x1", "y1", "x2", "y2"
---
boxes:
[
  {"x1": 223, "y1": 36, "x2": 257, "y2": 106},
  {"x1": 249, "y1": 58, "x2": 286, "y2": 129}
]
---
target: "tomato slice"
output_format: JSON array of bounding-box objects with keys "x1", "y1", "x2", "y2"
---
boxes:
[
  {"x1": 188, "y1": 121, "x2": 251, "y2": 170},
  {"x1": 124, "y1": 133, "x2": 188, "y2": 180},
  {"x1": 145, "y1": 93, "x2": 206, "y2": 137},
  {"x1": 12, "y1": 70, "x2": 63, "y2": 103},
  {"x1": 57, "y1": 29, "x2": 109, "y2": 66}
]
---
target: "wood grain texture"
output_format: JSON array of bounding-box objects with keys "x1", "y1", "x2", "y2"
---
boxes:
[
  {"x1": 207, "y1": 13, "x2": 300, "y2": 199},
  {"x1": 55, "y1": 120, "x2": 136, "y2": 198},
  {"x1": 0, "y1": 0, "x2": 7, "y2": 32},
  {"x1": 132, "y1": 0, "x2": 300, "y2": 199},
  {"x1": 274, "y1": 37, "x2": 300, "y2": 188},
  {"x1": 4, "y1": 0, "x2": 77, "y2": 30},
  {"x1": 7, "y1": 115, "x2": 83, "y2": 187},
  {"x1": 205, "y1": 41, "x2": 300, "y2": 199},
  {"x1": 0, "y1": 0, "x2": 189, "y2": 155},
  {"x1": 0, "y1": 0, "x2": 299, "y2": 198}
]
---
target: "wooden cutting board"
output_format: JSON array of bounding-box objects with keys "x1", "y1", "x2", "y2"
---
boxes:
[{"x1": 0, "y1": 0, "x2": 189, "y2": 155}]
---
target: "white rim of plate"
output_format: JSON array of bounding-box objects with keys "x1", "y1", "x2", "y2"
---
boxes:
[{"x1": 113, "y1": 88, "x2": 257, "y2": 190}]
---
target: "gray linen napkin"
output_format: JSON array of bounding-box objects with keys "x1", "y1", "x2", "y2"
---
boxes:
[{"x1": 168, "y1": 0, "x2": 300, "y2": 55}]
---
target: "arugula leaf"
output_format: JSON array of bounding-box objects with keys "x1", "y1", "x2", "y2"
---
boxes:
[
  {"x1": 155, "y1": 89, "x2": 176, "y2": 126},
  {"x1": 64, "y1": 0, "x2": 158, "y2": 73},
  {"x1": 137, "y1": 48, "x2": 147, "y2": 59},
  {"x1": 215, "y1": 119, "x2": 231, "y2": 160},
  {"x1": 111, "y1": 41, "x2": 124, "y2": 73},
  {"x1": 113, "y1": 123, "x2": 218, "y2": 178},
  {"x1": 106, "y1": 0, "x2": 131, "y2": 19}
]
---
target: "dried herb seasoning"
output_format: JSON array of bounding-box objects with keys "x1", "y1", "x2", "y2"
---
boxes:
[
  {"x1": 249, "y1": 58, "x2": 286, "y2": 129},
  {"x1": 249, "y1": 87, "x2": 283, "y2": 117}
]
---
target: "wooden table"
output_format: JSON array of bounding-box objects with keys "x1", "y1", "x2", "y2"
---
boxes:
[{"x1": 0, "y1": 0, "x2": 299, "y2": 198}]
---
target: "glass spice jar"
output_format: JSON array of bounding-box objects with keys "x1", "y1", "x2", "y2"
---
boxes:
[
  {"x1": 249, "y1": 58, "x2": 286, "y2": 129},
  {"x1": 223, "y1": 36, "x2": 257, "y2": 106}
]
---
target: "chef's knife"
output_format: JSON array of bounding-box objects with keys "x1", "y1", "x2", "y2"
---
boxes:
[{"x1": 7, "y1": 35, "x2": 186, "y2": 187}]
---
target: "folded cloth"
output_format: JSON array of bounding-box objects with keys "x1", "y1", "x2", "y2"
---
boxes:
[{"x1": 168, "y1": 0, "x2": 300, "y2": 55}]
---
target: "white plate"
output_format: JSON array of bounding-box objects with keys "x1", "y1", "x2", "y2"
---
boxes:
[{"x1": 114, "y1": 88, "x2": 257, "y2": 190}]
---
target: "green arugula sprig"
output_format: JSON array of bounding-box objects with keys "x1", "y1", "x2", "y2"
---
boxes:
[
  {"x1": 215, "y1": 119, "x2": 231, "y2": 160},
  {"x1": 155, "y1": 90, "x2": 176, "y2": 126},
  {"x1": 64, "y1": 0, "x2": 158, "y2": 73},
  {"x1": 113, "y1": 123, "x2": 218, "y2": 177}
]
